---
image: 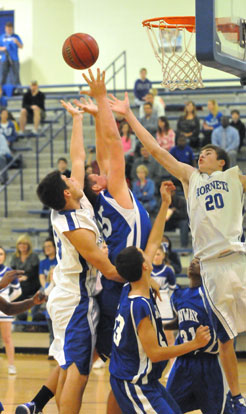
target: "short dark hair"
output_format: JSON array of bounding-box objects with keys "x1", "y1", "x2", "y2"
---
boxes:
[
  {"x1": 201, "y1": 144, "x2": 230, "y2": 171},
  {"x1": 144, "y1": 102, "x2": 152, "y2": 108},
  {"x1": 37, "y1": 170, "x2": 68, "y2": 210},
  {"x1": 57, "y1": 157, "x2": 68, "y2": 164},
  {"x1": 115, "y1": 246, "x2": 144, "y2": 282},
  {"x1": 44, "y1": 236, "x2": 55, "y2": 246},
  {"x1": 83, "y1": 174, "x2": 98, "y2": 207},
  {"x1": 231, "y1": 109, "x2": 240, "y2": 116},
  {"x1": 5, "y1": 22, "x2": 13, "y2": 28}
]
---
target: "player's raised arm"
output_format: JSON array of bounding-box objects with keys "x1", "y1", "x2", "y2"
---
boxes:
[
  {"x1": 145, "y1": 181, "x2": 175, "y2": 262},
  {"x1": 108, "y1": 93, "x2": 195, "y2": 185},
  {"x1": 82, "y1": 69, "x2": 132, "y2": 208},
  {"x1": 60, "y1": 100, "x2": 85, "y2": 189}
]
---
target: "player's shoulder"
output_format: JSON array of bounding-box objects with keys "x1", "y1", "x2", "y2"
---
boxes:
[{"x1": 171, "y1": 285, "x2": 188, "y2": 301}]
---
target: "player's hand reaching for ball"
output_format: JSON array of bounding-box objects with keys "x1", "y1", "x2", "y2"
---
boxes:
[
  {"x1": 74, "y1": 97, "x2": 98, "y2": 117},
  {"x1": 82, "y1": 69, "x2": 107, "y2": 99},
  {"x1": 60, "y1": 100, "x2": 84, "y2": 118},
  {"x1": 160, "y1": 181, "x2": 176, "y2": 207},
  {"x1": 194, "y1": 325, "x2": 211, "y2": 348},
  {"x1": 108, "y1": 92, "x2": 131, "y2": 116}
]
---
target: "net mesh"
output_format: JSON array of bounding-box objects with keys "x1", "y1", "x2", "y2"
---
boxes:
[{"x1": 145, "y1": 20, "x2": 204, "y2": 91}]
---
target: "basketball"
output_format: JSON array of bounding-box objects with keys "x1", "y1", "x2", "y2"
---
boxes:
[{"x1": 62, "y1": 33, "x2": 99, "y2": 70}]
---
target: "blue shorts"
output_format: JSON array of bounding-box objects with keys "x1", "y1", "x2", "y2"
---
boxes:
[
  {"x1": 110, "y1": 375, "x2": 182, "y2": 414},
  {"x1": 96, "y1": 277, "x2": 123, "y2": 360},
  {"x1": 166, "y1": 353, "x2": 233, "y2": 414}
]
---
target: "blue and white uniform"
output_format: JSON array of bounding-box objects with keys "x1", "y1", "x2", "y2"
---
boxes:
[
  {"x1": 151, "y1": 263, "x2": 176, "y2": 321},
  {"x1": 94, "y1": 189, "x2": 152, "y2": 359},
  {"x1": 47, "y1": 194, "x2": 102, "y2": 375},
  {"x1": 166, "y1": 286, "x2": 233, "y2": 414},
  {"x1": 188, "y1": 166, "x2": 246, "y2": 340},
  {"x1": 0, "y1": 264, "x2": 21, "y2": 322},
  {"x1": 109, "y1": 284, "x2": 181, "y2": 414}
]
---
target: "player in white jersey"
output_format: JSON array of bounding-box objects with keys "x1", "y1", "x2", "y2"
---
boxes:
[
  {"x1": 33, "y1": 102, "x2": 123, "y2": 414},
  {"x1": 109, "y1": 92, "x2": 246, "y2": 413}
]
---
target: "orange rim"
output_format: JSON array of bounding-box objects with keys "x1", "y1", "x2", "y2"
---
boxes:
[{"x1": 142, "y1": 16, "x2": 195, "y2": 33}]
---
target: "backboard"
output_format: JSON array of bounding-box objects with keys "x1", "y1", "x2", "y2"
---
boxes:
[{"x1": 196, "y1": 0, "x2": 246, "y2": 84}]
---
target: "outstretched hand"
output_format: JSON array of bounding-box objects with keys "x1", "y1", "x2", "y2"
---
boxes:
[
  {"x1": 82, "y1": 68, "x2": 107, "y2": 99},
  {"x1": 108, "y1": 92, "x2": 130, "y2": 116},
  {"x1": 0, "y1": 270, "x2": 25, "y2": 289},
  {"x1": 60, "y1": 100, "x2": 84, "y2": 118},
  {"x1": 160, "y1": 181, "x2": 176, "y2": 206},
  {"x1": 74, "y1": 97, "x2": 98, "y2": 116}
]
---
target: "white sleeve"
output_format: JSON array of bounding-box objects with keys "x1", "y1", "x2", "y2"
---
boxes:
[{"x1": 52, "y1": 208, "x2": 100, "y2": 239}]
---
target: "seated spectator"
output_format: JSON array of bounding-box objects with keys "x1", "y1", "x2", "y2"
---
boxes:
[
  {"x1": 115, "y1": 113, "x2": 132, "y2": 134},
  {"x1": 120, "y1": 122, "x2": 136, "y2": 156},
  {"x1": 156, "y1": 116, "x2": 175, "y2": 151},
  {"x1": 134, "y1": 68, "x2": 152, "y2": 106},
  {"x1": 7, "y1": 111, "x2": 19, "y2": 132},
  {"x1": 0, "y1": 133, "x2": 12, "y2": 184},
  {"x1": 0, "y1": 87, "x2": 7, "y2": 111},
  {"x1": 131, "y1": 145, "x2": 165, "y2": 189},
  {"x1": 139, "y1": 102, "x2": 158, "y2": 136},
  {"x1": 57, "y1": 157, "x2": 71, "y2": 178},
  {"x1": 19, "y1": 80, "x2": 45, "y2": 135},
  {"x1": 164, "y1": 188, "x2": 190, "y2": 249},
  {"x1": 202, "y1": 99, "x2": 223, "y2": 146},
  {"x1": 177, "y1": 101, "x2": 200, "y2": 148},
  {"x1": 162, "y1": 235, "x2": 182, "y2": 274},
  {"x1": 139, "y1": 91, "x2": 165, "y2": 118},
  {"x1": 0, "y1": 109, "x2": 17, "y2": 148},
  {"x1": 230, "y1": 109, "x2": 245, "y2": 151},
  {"x1": 170, "y1": 134, "x2": 195, "y2": 166},
  {"x1": 132, "y1": 165, "x2": 157, "y2": 214},
  {"x1": 10, "y1": 234, "x2": 40, "y2": 310},
  {"x1": 39, "y1": 237, "x2": 57, "y2": 348},
  {"x1": 212, "y1": 115, "x2": 239, "y2": 166}
]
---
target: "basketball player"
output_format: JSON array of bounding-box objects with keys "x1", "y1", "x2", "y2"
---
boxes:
[
  {"x1": 17, "y1": 101, "x2": 123, "y2": 414},
  {"x1": 165, "y1": 257, "x2": 233, "y2": 414},
  {"x1": 109, "y1": 92, "x2": 246, "y2": 413},
  {"x1": 110, "y1": 181, "x2": 211, "y2": 414}
]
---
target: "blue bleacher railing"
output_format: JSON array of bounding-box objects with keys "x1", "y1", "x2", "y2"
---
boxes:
[{"x1": 0, "y1": 154, "x2": 24, "y2": 218}]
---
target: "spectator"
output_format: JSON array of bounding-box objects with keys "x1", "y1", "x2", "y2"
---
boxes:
[
  {"x1": 120, "y1": 122, "x2": 136, "y2": 156},
  {"x1": 156, "y1": 116, "x2": 175, "y2": 151},
  {"x1": 139, "y1": 102, "x2": 158, "y2": 136},
  {"x1": 202, "y1": 99, "x2": 223, "y2": 146},
  {"x1": 139, "y1": 91, "x2": 165, "y2": 118},
  {"x1": 0, "y1": 109, "x2": 17, "y2": 148},
  {"x1": 164, "y1": 188, "x2": 190, "y2": 250},
  {"x1": 19, "y1": 81, "x2": 45, "y2": 135},
  {"x1": 10, "y1": 235, "x2": 40, "y2": 304},
  {"x1": 134, "y1": 67, "x2": 152, "y2": 106},
  {"x1": 132, "y1": 164, "x2": 157, "y2": 214},
  {"x1": 170, "y1": 134, "x2": 196, "y2": 166},
  {"x1": 0, "y1": 22, "x2": 23, "y2": 87},
  {"x1": 177, "y1": 101, "x2": 200, "y2": 148},
  {"x1": 115, "y1": 113, "x2": 132, "y2": 134},
  {"x1": 0, "y1": 133, "x2": 12, "y2": 184},
  {"x1": 57, "y1": 157, "x2": 71, "y2": 178},
  {"x1": 39, "y1": 237, "x2": 57, "y2": 349},
  {"x1": 162, "y1": 235, "x2": 182, "y2": 274},
  {"x1": 131, "y1": 145, "x2": 165, "y2": 188},
  {"x1": 0, "y1": 246, "x2": 22, "y2": 375},
  {"x1": 230, "y1": 109, "x2": 245, "y2": 151},
  {"x1": 0, "y1": 87, "x2": 7, "y2": 111},
  {"x1": 212, "y1": 115, "x2": 239, "y2": 166}
]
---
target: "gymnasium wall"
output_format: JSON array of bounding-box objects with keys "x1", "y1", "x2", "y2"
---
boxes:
[{"x1": 2, "y1": 0, "x2": 237, "y2": 88}]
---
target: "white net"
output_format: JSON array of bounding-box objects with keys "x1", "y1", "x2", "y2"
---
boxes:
[{"x1": 145, "y1": 20, "x2": 204, "y2": 91}]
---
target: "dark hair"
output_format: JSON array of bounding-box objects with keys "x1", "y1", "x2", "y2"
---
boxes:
[
  {"x1": 231, "y1": 109, "x2": 240, "y2": 116},
  {"x1": 158, "y1": 116, "x2": 170, "y2": 134},
  {"x1": 115, "y1": 246, "x2": 144, "y2": 282},
  {"x1": 184, "y1": 101, "x2": 196, "y2": 118},
  {"x1": 44, "y1": 237, "x2": 55, "y2": 247},
  {"x1": 57, "y1": 157, "x2": 68, "y2": 164},
  {"x1": 83, "y1": 174, "x2": 98, "y2": 208},
  {"x1": 144, "y1": 102, "x2": 152, "y2": 108},
  {"x1": 120, "y1": 122, "x2": 131, "y2": 141},
  {"x1": 201, "y1": 144, "x2": 230, "y2": 171},
  {"x1": 5, "y1": 22, "x2": 13, "y2": 28},
  {"x1": 37, "y1": 170, "x2": 68, "y2": 210}
]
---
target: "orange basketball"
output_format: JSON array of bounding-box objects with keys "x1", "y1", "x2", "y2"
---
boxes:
[{"x1": 62, "y1": 33, "x2": 99, "y2": 70}]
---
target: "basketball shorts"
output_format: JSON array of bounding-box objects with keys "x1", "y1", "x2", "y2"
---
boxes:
[
  {"x1": 200, "y1": 252, "x2": 246, "y2": 342},
  {"x1": 47, "y1": 286, "x2": 99, "y2": 375},
  {"x1": 166, "y1": 353, "x2": 233, "y2": 414},
  {"x1": 96, "y1": 277, "x2": 123, "y2": 360},
  {"x1": 110, "y1": 376, "x2": 182, "y2": 414}
]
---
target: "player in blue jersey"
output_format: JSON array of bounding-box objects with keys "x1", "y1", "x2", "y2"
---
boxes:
[
  {"x1": 165, "y1": 257, "x2": 233, "y2": 414},
  {"x1": 109, "y1": 93, "x2": 246, "y2": 413},
  {"x1": 110, "y1": 181, "x2": 211, "y2": 414}
]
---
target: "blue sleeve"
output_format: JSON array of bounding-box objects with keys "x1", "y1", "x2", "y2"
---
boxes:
[
  {"x1": 141, "y1": 180, "x2": 155, "y2": 201},
  {"x1": 132, "y1": 182, "x2": 143, "y2": 201},
  {"x1": 132, "y1": 298, "x2": 152, "y2": 329}
]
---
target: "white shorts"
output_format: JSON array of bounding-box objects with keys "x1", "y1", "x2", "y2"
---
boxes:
[
  {"x1": 200, "y1": 252, "x2": 246, "y2": 341},
  {"x1": 47, "y1": 286, "x2": 99, "y2": 375}
]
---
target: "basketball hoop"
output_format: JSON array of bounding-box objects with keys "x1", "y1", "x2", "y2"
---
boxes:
[{"x1": 142, "y1": 16, "x2": 204, "y2": 91}]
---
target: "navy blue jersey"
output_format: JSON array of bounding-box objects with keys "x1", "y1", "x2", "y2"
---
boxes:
[
  {"x1": 94, "y1": 189, "x2": 152, "y2": 265},
  {"x1": 171, "y1": 286, "x2": 218, "y2": 354},
  {"x1": 109, "y1": 284, "x2": 168, "y2": 383},
  {"x1": 151, "y1": 264, "x2": 176, "y2": 293}
]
